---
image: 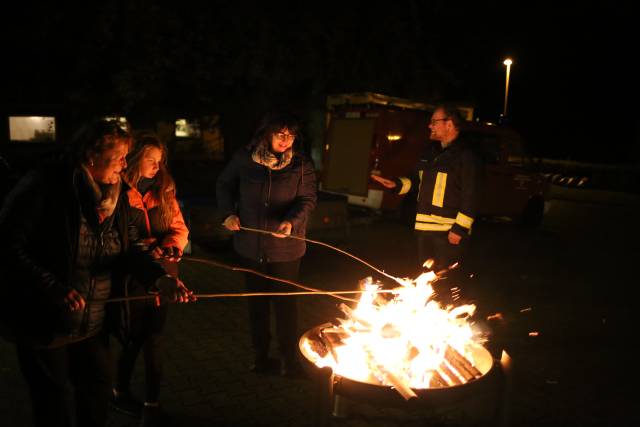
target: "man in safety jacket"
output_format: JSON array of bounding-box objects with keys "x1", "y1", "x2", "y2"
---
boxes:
[{"x1": 371, "y1": 104, "x2": 482, "y2": 274}]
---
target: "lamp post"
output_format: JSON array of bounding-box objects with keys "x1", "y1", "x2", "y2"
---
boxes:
[{"x1": 502, "y1": 58, "x2": 513, "y2": 119}]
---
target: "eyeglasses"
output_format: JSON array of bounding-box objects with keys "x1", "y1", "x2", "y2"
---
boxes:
[
  {"x1": 429, "y1": 117, "x2": 450, "y2": 126},
  {"x1": 274, "y1": 132, "x2": 296, "y2": 141}
]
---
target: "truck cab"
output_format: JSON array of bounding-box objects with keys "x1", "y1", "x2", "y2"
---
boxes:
[
  {"x1": 320, "y1": 92, "x2": 548, "y2": 226},
  {"x1": 461, "y1": 121, "x2": 548, "y2": 226}
]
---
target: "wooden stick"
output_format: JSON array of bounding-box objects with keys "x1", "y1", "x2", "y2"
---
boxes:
[
  {"x1": 319, "y1": 328, "x2": 350, "y2": 339},
  {"x1": 239, "y1": 226, "x2": 405, "y2": 285},
  {"x1": 319, "y1": 329, "x2": 339, "y2": 363},
  {"x1": 185, "y1": 256, "x2": 358, "y2": 302},
  {"x1": 94, "y1": 289, "x2": 394, "y2": 304},
  {"x1": 445, "y1": 354, "x2": 475, "y2": 383},
  {"x1": 306, "y1": 334, "x2": 329, "y2": 358},
  {"x1": 338, "y1": 303, "x2": 372, "y2": 329},
  {"x1": 429, "y1": 370, "x2": 448, "y2": 388},
  {"x1": 438, "y1": 362, "x2": 463, "y2": 386},
  {"x1": 378, "y1": 367, "x2": 417, "y2": 400},
  {"x1": 445, "y1": 345, "x2": 482, "y2": 378},
  {"x1": 371, "y1": 362, "x2": 417, "y2": 399}
]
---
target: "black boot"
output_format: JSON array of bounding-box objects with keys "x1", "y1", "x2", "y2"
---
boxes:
[
  {"x1": 111, "y1": 388, "x2": 143, "y2": 417},
  {"x1": 139, "y1": 404, "x2": 160, "y2": 427},
  {"x1": 280, "y1": 356, "x2": 304, "y2": 378},
  {"x1": 249, "y1": 355, "x2": 277, "y2": 373}
]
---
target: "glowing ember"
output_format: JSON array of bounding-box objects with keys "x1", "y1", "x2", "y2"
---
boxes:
[{"x1": 302, "y1": 272, "x2": 487, "y2": 391}]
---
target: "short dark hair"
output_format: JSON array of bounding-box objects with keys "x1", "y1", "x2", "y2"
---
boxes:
[{"x1": 433, "y1": 103, "x2": 464, "y2": 129}]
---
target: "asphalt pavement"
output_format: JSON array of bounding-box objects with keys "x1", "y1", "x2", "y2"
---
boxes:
[{"x1": 1, "y1": 195, "x2": 638, "y2": 426}]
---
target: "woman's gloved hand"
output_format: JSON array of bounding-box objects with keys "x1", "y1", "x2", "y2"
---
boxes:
[
  {"x1": 41, "y1": 273, "x2": 83, "y2": 311},
  {"x1": 64, "y1": 289, "x2": 86, "y2": 312},
  {"x1": 152, "y1": 275, "x2": 196, "y2": 304},
  {"x1": 222, "y1": 215, "x2": 241, "y2": 231},
  {"x1": 272, "y1": 221, "x2": 292, "y2": 238}
]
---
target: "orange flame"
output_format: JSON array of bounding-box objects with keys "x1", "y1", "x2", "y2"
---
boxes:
[{"x1": 303, "y1": 272, "x2": 486, "y2": 389}]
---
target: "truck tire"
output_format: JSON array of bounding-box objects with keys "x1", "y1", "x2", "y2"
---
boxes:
[{"x1": 519, "y1": 196, "x2": 545, "y2": 228}]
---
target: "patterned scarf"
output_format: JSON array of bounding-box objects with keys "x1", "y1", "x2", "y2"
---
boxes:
[
  {"x1": 80, "y1": 165, "x2": 121, "y2": 223},
  {"x1": 251, "y1": 140, "x2": 293, "y2": 170}
]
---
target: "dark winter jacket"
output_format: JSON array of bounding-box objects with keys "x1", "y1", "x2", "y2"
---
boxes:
[
  {"x1": 394, "y1": 135, "x2": 482, "y2": 237},
  {"x1": 0, "y1": 157, "x2": 167, "y2": 347},
  {"x1": 216, "y1": 146, "x2": 317, "y2": 263}
]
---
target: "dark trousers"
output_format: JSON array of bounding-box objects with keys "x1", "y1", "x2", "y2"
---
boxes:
[
  {"x1": 115, "y1": 306, "x2": 167, "y2": 402},
  {"x1": 416, "y1": 230, "x2": 467, "y2": 272},
  {"x1": 16, "y1": 333, "x2": 112, "y2": 427},
  {"x1": 115, "y1": 260, "x2": 175, "y2": 402},
  {"x1": 417, "y1": 231, "x2": 469, "y2": 304},
  {"x1": 241, "y1": 257, "x2": 301, "y2": 365}
]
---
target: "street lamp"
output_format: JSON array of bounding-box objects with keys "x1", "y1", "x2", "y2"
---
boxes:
[{"x1": 502, "y1": 58, "x2": 513, "y2": 119}]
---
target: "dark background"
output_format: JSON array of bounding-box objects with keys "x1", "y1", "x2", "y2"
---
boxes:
[
  {"x1": 2, "y1": 1, "x2": 638, "y2": 163},
  {"x1": 1, "y1": 3, "x2": 639, "y2": 425}
]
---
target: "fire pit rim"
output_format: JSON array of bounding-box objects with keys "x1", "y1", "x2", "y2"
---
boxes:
[{"x1": 299, "y1": 322, "x2": 495, "y2": 391}]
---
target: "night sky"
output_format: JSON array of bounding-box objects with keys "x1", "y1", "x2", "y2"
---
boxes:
[{"x1": 2, "y1": 1, "x2": 638, "y2": 163}]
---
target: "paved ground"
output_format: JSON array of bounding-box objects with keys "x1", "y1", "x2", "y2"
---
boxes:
[{"x1": 2, "y1": 195, "x2": 638, "y2": 426}]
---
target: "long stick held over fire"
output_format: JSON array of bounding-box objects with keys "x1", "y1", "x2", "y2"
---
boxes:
[
  {"x1": 91, "y1": 257, "x2": 394, "y2": 304},
  {"x1": 185, "y1": 256, "x2": 357, "y2": 302},
  {"x1": 94, "y1": 289, "x2": 394, "y2": 303},
  {"x1": 90, "y1": 226, "x2": 433, "y2": 304},
  {"x1": 238, "y1": 226, "x2": 405, "y2": 285}
]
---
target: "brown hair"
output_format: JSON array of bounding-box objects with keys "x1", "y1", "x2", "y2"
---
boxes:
[
  {"x1": 125, "y1": 134, "x2": 176, "y2": 229},
  {"x1": 250, "y1": 111, "x2": 303, "y2": 149}
]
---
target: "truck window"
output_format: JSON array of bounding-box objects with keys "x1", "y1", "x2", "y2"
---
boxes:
[{"x1": 323, "y1": 118, "x2": 375, "y2": 197}]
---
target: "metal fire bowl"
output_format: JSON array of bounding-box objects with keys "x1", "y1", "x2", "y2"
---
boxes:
[{"x1": 299, "y1": 323, "x2": 500, "y2": 409}]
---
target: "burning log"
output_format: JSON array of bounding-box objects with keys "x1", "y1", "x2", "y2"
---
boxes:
[
  {"x1": 374, "y1": 293, "x2": 390, "y2": 307},
  {"x1": 320, "y1": 328, "x2": 348, "y2": 351},
  {"x1": 438, "y1": 362, "x2": 463, "y2": 386},
  {"x1": 306, "y1": 334, "x2": 330, "y2": 359},
  {"x1": 299, "y1": 269, "x2": 493, "y2": 398},
  {"x1": 429, "y1": 370, "x2": 448, "y2": 388},
  {"x1": 365, "y1": 349, "x2": 417, "y2": 400},
  {"x1": 374, "y1": 365, "x2": 417, "y2": 400},
  {"x1": 319, "y1": 327, "x2": 349, "y2": 340},
  {"x1": 338, "y1": 303, "x2": 372, "y2": 329},
  {"x1": 407, "y1": 346, "x2": 419, "y2": 361},
  {"x1": 445, "y1": 345, "x2": 482, "y2": 379},
  {"x1": 319, "y1": 329, "x2": 340, "y2": 363},
  {"x1": 446, "y1": 358, "x2": 475, "y2": 383}
]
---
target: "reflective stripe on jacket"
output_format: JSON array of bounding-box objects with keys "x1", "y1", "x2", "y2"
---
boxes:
[{"x1": 395, "y1": 137, "x2": 481, "y2": 236}]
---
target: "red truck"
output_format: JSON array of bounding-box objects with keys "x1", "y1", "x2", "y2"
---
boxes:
[{"x1": 319, "y1": 92, "x2": 548, "y2": 227}]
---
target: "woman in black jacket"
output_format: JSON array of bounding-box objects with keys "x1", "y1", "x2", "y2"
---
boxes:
[
  {"x1": 216, "y1": 112, "x2": 317, "y2": 376},
  {"x1": 0, "y1": 119, "x2": 194, "y2": 427}
]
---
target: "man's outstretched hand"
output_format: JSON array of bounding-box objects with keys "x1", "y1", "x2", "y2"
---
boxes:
[{"x1": 370, "y1": 174, "x2": 396, "y2": 189}]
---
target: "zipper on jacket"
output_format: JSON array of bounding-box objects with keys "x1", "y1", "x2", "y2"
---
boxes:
[
  {"x1": 79, "y1": 229, "x2": 103, "y2": 337},
  {"x1": 259, "y1": 169, "x2": 272, "y2": 262},
  {"x1": 142, "y1": 194, "x2": 152, "y2": 237}
]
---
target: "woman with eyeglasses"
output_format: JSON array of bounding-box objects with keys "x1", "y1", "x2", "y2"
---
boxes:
[
  {"x1": 216, "y1": 112, "x2": 317, "y2": 377},
  {"x1": 0, "y1": 119, "x2": 194, "y2": 427}
]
